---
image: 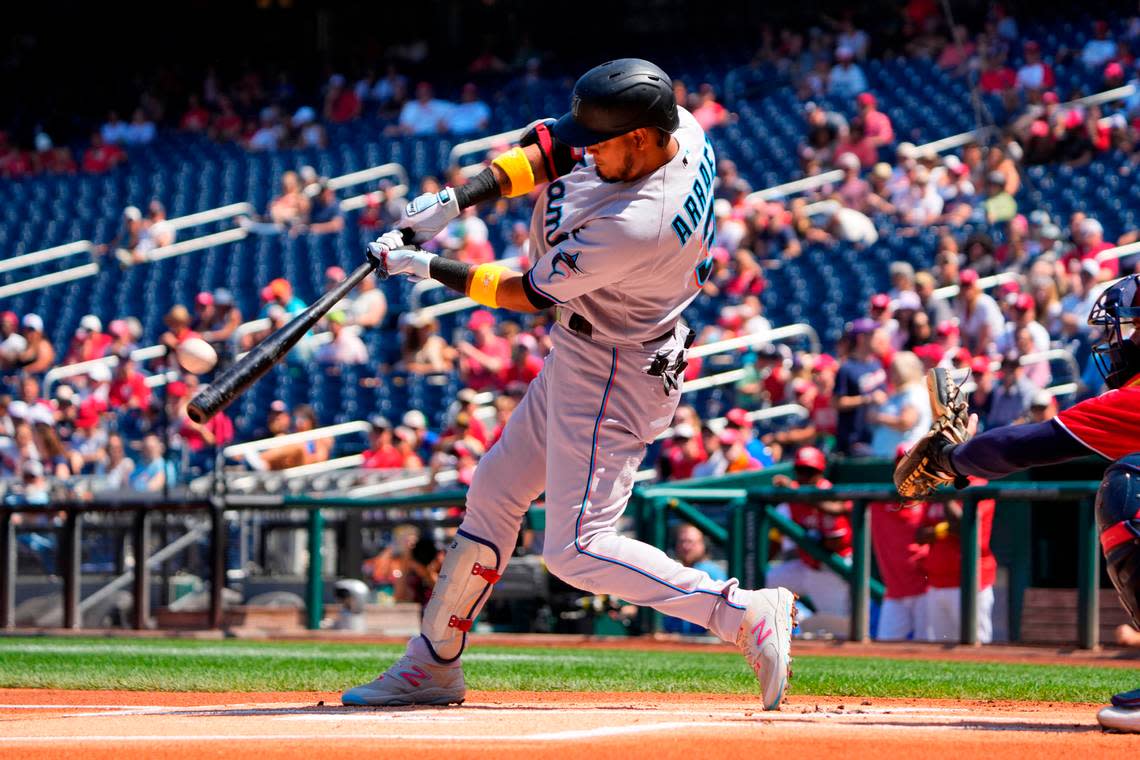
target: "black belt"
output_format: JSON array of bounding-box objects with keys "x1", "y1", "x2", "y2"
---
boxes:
[{"x1": 561, "y1": 310, "x2": 690, "y2": 348}]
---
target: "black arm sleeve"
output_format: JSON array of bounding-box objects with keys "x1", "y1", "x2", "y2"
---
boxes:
[
  {"x1": 454, "y1": 167, "x2": 501, "y2": 209},
  {"x1": 428, "y1": 256, "x2": 472, "y2": 296},
  {"x1": 950, "y1": 419, "x2": 1095, "y2": 480}
]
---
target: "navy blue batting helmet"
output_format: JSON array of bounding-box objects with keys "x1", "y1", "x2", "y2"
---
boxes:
[
  {"x1": 1096, "y1": 453, "x2": 1140, "y2": 627},
  {"x1": 552, "y1": 59, "x2": 679, "y2": 148}
]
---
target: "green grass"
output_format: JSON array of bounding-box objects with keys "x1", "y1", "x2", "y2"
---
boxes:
[{"x1": 0, "y1": 637, "x2": 1131, "y2": 702}]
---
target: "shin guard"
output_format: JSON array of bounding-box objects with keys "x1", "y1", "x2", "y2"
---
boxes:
[{"x1": 420, "y1": 530, "x2": 502, "y2": 663}]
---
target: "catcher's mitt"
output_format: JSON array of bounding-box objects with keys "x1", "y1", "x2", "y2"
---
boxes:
[{"x1": 893, "y1": 367, "x2": 973, "y2": 498}]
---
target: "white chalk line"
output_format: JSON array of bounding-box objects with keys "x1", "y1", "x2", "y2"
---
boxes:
[
  {"x1": 0, "y1": 722, "x2": 724, "y2": 743},
  {"x1": 0, "y1": 642, "x2": 595, "y2": 664}
]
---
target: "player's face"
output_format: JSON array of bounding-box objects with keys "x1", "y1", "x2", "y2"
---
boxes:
[{"x1": 587, "y1": 132, "x2": 638, "y2": 183}]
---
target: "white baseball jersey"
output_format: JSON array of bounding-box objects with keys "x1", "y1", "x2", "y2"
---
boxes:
[{"x1": 523, "y1": 107, "x2": 717, "y2": 347}]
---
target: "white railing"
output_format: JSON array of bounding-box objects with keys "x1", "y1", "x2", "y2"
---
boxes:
[
  {"x1": 347, "y1": 467, "x2": 459, "y2": 498},
  {"x1": 656, "y1": 403, "x2": 809, "y2": 440},
  {"x1": 166, "y1": 202, "x2": 256, "y2": 233},
  {"x1": 1016, "y1": 348, "x2": 1080, "y2": 381},
  {"x1": 932, "y1": 271, "x2": 1019, "y2": 301},
  {"x1": 1095, "y1": 240, "x2": 1140, "y2": 265},
  {"x1": 141, "y1": 228, "x2": 249, "y2": 264},
  {"x1": 0, "y1": 240, "x2": 94, "y2": 275},
  {"x1": 448, "y1": 122, "x2": 542, "y2": 174},
  {"x1": 223, "y1": 420, "x2": 372, "y2": 458},
  {"x1": 689, "y1": 324, "x2": 821, "y2": 359},
  {"x1": 680, "y1": 368, "x2": 747, "y2": 393},
  {"x1": 320, "y1": 162, "x2": 409, "y2": 196},
  {"x1": 225, "y1": 454, "x2": 368, "y2": 491},
  {"x1": 41, "y1": 344, "x2": 169, "y2": 396},
  {"x1": 409, "y1": 256, "x2": 525, "y2": 310},
  {"x1": 0, "y1": 262, "x2": 100, "y2": 299}
]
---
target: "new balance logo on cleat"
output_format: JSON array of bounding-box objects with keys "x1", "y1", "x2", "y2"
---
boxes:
[{"x1": 396, "y1": 666, "x2": 430, "y2": 688}]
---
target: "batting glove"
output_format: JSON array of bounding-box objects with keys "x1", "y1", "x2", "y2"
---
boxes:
[
  {"x1": 398, "y1": 187, "x2": 460, "y2": 243},
  {"x1": 366, "y1": 230, "x2": 435, "y2": 281}
]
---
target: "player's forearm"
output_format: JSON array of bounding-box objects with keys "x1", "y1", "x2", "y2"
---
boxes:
[
  {"x1": 427, "y1": 258, "x2": 541, "y2": 312},
  {"x1": 949, "y1": 419, "x2": 1092, "y2": 479}
]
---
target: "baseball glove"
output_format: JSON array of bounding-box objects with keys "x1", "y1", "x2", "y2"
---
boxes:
[{"x1": 893, "y1": 367, "x2": 973, "y2": 498}]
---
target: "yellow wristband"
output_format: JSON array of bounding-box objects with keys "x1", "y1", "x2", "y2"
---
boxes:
[
  {"x1": 469, "y1": 263, "x2": 507, "y2": 308},
  {"x1": 492, "y1": 147, "x2": 535, "y2": 198},
  {"x1": 933, "y1": 522, "x2": 950, "y2": 540}
]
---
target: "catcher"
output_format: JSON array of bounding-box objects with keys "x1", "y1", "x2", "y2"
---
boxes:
[{"x1": 895, "y1": 273, "x2": 1140, "y2": 733}]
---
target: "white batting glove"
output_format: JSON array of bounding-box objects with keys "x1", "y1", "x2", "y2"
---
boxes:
[
  {"x1": 366, "y1": 230, "x2": 436, "y2": 281},
  {"x1": 399, "y1": 187, "x2": 460, "y2": 243}
]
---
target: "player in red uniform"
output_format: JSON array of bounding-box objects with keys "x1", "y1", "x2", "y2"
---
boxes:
[
  {"x1": 769, "y1": 447, "x2": 853, "y2": 635},
  {"x1": 907, "y1": 274, "x2": 1140, "y2": 732}
]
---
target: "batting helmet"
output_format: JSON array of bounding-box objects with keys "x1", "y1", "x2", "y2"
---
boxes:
[
  {"x1": 1088, "y1": 273, "x2": 1140, "y2": 389},
  {"x1": 552, "y1": 58, "x2": 680, "y2": 148},
  {"x1": 1096, "y1": 453, "x2": 1140, "y2": 627}
]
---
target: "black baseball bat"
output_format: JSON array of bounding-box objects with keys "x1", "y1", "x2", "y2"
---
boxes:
[{"x1": 186, "y1": 228, "x2": 413, "y2": 423}]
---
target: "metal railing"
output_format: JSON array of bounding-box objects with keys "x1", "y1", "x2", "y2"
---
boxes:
[
  {"x1": 637, "y1": 479, "x2": 1104, "y2": 646},
  {"x1": 42, "y1": 344, "x2": 170, "y2": 397},
  {"x1": 0, "y1": 240, "x2": 94, "y2": 275},
  {"x1": 0, "y1": 263, "x2": 101, "y2": 299},
  {"x1": 931, "y1": 271, "x2": 1019, "y2": 301},
  {"x1": 222, "y1": 420, "x2": 371, "y2": 460},
  {"x1": 688, "y1": 323, "x2": 821, "y2": 358},
  {"x1": 448, "y1": 122, "x2": 542, "y2": 178}
]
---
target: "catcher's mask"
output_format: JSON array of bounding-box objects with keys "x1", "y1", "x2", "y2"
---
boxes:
[
  {"x1": 1088, "y1": 273, "x2": 1140, "y2": 389},
  {"x1": 1096, "y1": 454, "x2": 1140, "y2": 627}
]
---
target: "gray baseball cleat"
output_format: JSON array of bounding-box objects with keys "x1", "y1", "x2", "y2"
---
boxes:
[
  {"x1": 342, "y1": 650, "x2": 466, "y2": 706},
  {"x1": 736, "y1": 587, "x2": 796, "y2": 710}
]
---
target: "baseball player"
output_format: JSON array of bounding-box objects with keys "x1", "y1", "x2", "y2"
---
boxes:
[
  {"x1": 342, "y1": 59, "x2": 794, "y2": 709},
  {"x1": 895, "y1": 273, "x2": 1140, "y2": 732}
]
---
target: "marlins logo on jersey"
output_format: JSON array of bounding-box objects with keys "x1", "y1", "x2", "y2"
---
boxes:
[{"x1": 549, "y1": 250, "x2": 584, "y2": 280}]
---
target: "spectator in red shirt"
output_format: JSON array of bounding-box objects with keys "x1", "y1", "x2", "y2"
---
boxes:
[
  {"x1": 81, "y1": 133, "x2": 125, "y2": 174},
  {"x1": 362, "y1": 416, "x2": 406, "y2": 469},
  {"x1": 978, "y1": 56, "x2": 1016, "y2": 94},
  {"x1": 169, "y1": 378, "x2": 234, "y2": 471},
  {"x1": 108, "y1": 351, "x2": 152, "y2": 411},
  {"x1": 767, "y1": 447, "x2": 853, "y2": 634},
  {"x1": 855, "y1": 92, "x2": 894, "y2": 148},
  {"x1": 833, "y1": 116, "x2": 878, "y2": 170},
  {"x1": 487, "y1": 395, "x2": 518, "y2": 449},
  {"x1": 324, "y1": 74, "x2": 361, "y2": 123},
  {"x1": 502, "y1": 343, "x2": 543, "y2": 388},
  {"x1": 1015, "y1": 41, "x2": 1056, "y2": 92},
  {"x1": 0, "y1": 143, "x2": 34, "y2": 179},
  {"x1": 870, "y1": 449, "x2": 930, "y2": 640},
  {"x1": 63, "y1": 315, "x2": 112, "y2": 364},
  {"x1": 691, "y1": 83, "x2": 730, "y2": 131},
  {"x1": 1064, "y1": 217, "x2": 1118, "y2": 277},
  {"x1": 659, "y1": 423, "x2": 708, "y2": 481},
  {"x1": 450, "y1": 388, "x2": 489, "y2": 448},
  {"x1": 918, "y1": 481, "x2": 997, "y2": 643},
  {"x1": 34, "y1": 133, "x2": 77, "y2": 175},
  {"x1": 211, "y1": 96, "x2": 243, "y2": 142},
  {"x1": 180, "y1": 95, "x2": 212, "y2": 132},
  {"x1": 458, "y1": 310, "x2": 510, "y2": 392}
]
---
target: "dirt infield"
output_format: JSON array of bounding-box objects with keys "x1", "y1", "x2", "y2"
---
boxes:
[{"x1": 1, "y1": 689, "x2": 1137, "y2": 759}]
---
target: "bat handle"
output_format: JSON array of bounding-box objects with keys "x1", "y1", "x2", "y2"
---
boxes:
[{"x1": 367, "y1": 227, "x2": 417, "y2": 281}]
